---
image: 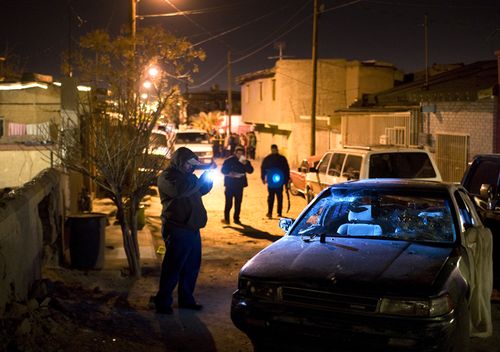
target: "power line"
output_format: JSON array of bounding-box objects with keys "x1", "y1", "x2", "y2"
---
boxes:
[
  {"x1": 190, "y1": 64, "x2": 228, "y2": 89},
  {"x1": 233, "y1": 0, "x2": 312, "y2": 57},
  {"x1": 192, "y1": 3, "x2": 293, "y2": 48},
  {"x1": 162, "y1": 0, "x2": 230, "y2": 48}
]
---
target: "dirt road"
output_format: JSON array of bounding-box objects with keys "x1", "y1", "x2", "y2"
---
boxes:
[{"x1": 3, "y1": 157, "x2": 499, "y2": 351}]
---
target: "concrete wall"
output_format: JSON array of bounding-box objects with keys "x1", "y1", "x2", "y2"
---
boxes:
[
  {"x1": 0, "y1": 84, "x2": 61, "y2": 143},
  {"x1": 0, "y1": 168, "x2": 64, "y2": 315},
  {"x1": 241, "y1": 59, "x2": 399, "y2": 167},
  {"x1": 0, "y1": 146, "x2": 54, "y2": 188}
]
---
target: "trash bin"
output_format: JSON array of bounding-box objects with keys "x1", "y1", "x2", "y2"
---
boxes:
[{"x1": 67, "y1": 213, "x2": 107, "y2": 270}]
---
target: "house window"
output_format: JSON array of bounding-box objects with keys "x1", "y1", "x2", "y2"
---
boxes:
[
  {"x1": 272, "y1": 79, "x2": 276, "y2": 101},
  {"x1": 259, "y1": 82, "x2": 263, "y2": 101},
  {"x1": 0, "y1": 117, "x2": 4, "y2": 138},
  {"x1": 245, "y1": 84, "x2": 250, "y2": 103}
]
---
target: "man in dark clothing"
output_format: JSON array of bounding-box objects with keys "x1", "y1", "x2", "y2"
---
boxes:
[
  {"x1": 221, "y1": 145, "x2": 254, "y2": 225},
  {"x1": 261, "y1": 144, "x2": 290, "y2": 218},
  {"x1": 155, "y1": 147, "x2": 215, "y2": 314}
]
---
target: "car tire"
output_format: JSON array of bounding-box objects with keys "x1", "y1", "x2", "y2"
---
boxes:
[{"x1": 289, "y1": 182, "x2": 300, "y2": 196}]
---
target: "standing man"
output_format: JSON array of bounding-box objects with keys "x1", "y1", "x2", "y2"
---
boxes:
[
  {"x1": 221, "y1": 145, "x2": 254, "y2": 225},
  {"x1": 261, "y1": 144, "x2": 290, "y2": 218},
  {"x1": 155, "y1": 147, "x2": 215, "y2": 314}
]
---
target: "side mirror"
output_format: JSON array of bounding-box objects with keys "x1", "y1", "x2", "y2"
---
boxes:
[
  {"x1": 279, "y1": 218, "x2": 294, "y2": 233},
  {"x1": 480, "y1": 183, "x2": 498, "y2": 210}
]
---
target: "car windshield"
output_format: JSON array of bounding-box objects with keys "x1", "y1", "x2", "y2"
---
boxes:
[
  {"x1": 369, "y1": 152, "x2": 437, "y2": 178},
  {"x1": 175, "y1": 132, "x2": 209, "y2": 144},
  {"x1": 291, "y1": 187, "x2": 455, "y2": 243}
]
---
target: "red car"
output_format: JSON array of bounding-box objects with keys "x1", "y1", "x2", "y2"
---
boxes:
[{"x1": 289, "y1": 155, "x2": 321, "y2": 197}]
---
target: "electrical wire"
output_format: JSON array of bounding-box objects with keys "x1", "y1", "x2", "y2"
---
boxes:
[
  {"x1": 162, "y1": 0, "x2": 230, "y2": 48},
  {"x1": 232, "y1": 0, "x2": 311, "y2": 57},
  {"x1": 190, "y1": 64, "x2": 228, "y2": 89},
  {"x1": 192, "y1": 3, "x2": 294, "y2": 48}
]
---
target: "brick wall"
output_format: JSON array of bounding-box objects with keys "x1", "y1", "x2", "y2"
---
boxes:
[{"x1": 430, "y1": 100, "x2": 496, "y2": 161}]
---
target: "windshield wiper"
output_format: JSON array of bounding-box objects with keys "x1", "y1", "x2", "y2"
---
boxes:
[{"x1": 298, "y1": 225, "x2": 333, "y2": 243}]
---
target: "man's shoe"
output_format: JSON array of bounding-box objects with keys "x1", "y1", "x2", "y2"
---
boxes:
[
  {"x1": 179, "y1": 303, "x2": 203, "y2": 311},
  {"x1": 221, "y1": 219, "x2": 229, "y2": 225},
  {"x1": 266, "y1": 213, "x2": 272, "y2": 219},
  {"x1": 234, "y1": 219, "x2": 242, "y2": 225},
  {"x1": 277, "y1": 214, "x2": 282, "y2": 217},
  {"x1": 155, "y1": 305, "x2": 173, "y2": 315}
]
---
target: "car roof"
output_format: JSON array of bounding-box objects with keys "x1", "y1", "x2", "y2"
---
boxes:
[
  {"x1": 324, "y1": 146, "x2": 430, "y2": 156},
  {"x1": 471, "y1": 154, "x2": 500, "y2": 161},
  {"x1": 329, "y1": 178, "x2": 457, "y2": 192}
]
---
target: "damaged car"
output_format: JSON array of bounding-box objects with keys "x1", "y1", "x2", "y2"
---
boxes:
[{"x1": 231, "y1": 179, "x2": 492, "y2": 351}]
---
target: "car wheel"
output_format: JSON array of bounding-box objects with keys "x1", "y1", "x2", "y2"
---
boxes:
[{"x1": 289, "y1": 182, "x2": 300, "y2": 196}]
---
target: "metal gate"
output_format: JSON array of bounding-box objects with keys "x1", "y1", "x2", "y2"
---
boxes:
[{"x1": 435, "y1": 133, "x2": 469, "y2": 182}]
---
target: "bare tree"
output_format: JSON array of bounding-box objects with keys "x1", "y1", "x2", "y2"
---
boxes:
[
  {"x1": 53, "y1": 27, "x2": 204, "y2": 276},
  {"x1": 0, "y1": 46, "x2": 24, "y2": 81}
]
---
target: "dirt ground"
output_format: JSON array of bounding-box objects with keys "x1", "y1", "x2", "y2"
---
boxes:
[
  {"x1": 1, "y1": 158, "x2": 308, "y2": 352},
  {"x1": 2, "y1": 158, "x2": 500, "y2": 351}
]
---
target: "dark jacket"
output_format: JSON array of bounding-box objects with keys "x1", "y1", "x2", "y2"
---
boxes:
[
  {"x1": 261, "y1": 153, "x2": 290, "y2": 187},
  {"x1": 157, "y1": 147, "x2": 213, "y2": 230},
  {"x1": 221, "y1": 155, "x2": 254, "y2": 190}
]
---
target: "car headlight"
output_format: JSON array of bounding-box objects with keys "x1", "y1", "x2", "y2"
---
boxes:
[
  {"x1": 237, "y1": 278, "x2": 279, "y2": 301},
  {"x1": 379, "y1": 294, "x2": 453, "y2": 317}
]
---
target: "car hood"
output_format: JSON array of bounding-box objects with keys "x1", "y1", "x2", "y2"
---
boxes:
[{"x1": 240, "y1": 236, "x2": 453, "y2": 295}]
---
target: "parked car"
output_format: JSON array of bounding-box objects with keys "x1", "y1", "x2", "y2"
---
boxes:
[
  {"x1": 289, "y1": 155, "x2": 321, "y2": 197},
  {"x1": 231, "y1": 179, "x2": 492, "y2": 351},
  {"x1": 174, "y1": 128, "x2": 214, "y2": 167},
  {"x1": 305, "y1": 146, "x2": 442, "y2": 202},
  {"x1": 461, "y1": 154, "x2": 500, "y2": 289}
]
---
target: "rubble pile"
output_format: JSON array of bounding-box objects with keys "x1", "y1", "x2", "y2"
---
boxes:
[{"x1": 0, "y1": 279, "x2": 159, "y2": 352}]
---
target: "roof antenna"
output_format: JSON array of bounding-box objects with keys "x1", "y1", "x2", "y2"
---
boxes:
[{"x1": 268, "y1": 42, "x2": 292, "y2": 60}]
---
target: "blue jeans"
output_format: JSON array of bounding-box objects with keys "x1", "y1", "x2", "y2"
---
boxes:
[{"x1": 155, "y1": 224, "x2": 201, "y2": 308}]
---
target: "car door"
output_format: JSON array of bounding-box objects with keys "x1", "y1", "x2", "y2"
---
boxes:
[
  {"x1": 293, "y1": 159, "x2": 310, "y2": 192},
  {"x1": 455, "y1": 189, "x2": 493, "y2": 337},
  {"x1": 307, "y1": 152, "x2": 332, "y2": 195},
  {"x1": 324, "y1": 153, "x2": 346, "y2": 187}
]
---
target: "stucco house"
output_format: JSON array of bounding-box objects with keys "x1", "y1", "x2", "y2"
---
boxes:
[
  {"x1": 0, "y1": 74, "x2": 83, "y2": 190},
  {"x1": 236, "y1": 58, "x2": 403, "y2": 165},
  {"x1": 339, "y1": 54, "x2": 500, "y2": 182}
]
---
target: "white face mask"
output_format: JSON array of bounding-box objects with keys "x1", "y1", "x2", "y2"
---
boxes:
[{"x1": 239, "y1": 155, "x2": 246, "y2": 162}]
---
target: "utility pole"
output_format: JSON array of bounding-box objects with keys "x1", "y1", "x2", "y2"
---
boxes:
[
  {"x1": 227, "y1": 50, "x2": 233, "y2": 135},
  {"x1": 424, "y1": 14, "x2": 429, "y2": 89},
  {"x1": 310, "y1": 0, "x2": 319, "y2": 156},
  {"x1": 130, "y1": 0, "x2": 137, "y2": 40}
]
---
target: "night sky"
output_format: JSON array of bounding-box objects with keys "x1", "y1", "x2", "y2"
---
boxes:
[{"x1": 1, "y1": 0, "x2": 500, "y2": 91}]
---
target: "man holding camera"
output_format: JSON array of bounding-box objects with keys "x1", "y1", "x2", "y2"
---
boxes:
[{"x1": 154, "y1": 147, "x2": 216, "y2": 314}]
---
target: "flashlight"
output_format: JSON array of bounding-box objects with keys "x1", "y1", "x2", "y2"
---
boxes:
[
  {"x1": 267, "y1": 168, "x2": 285, "y2": 188},
  {"x1": 203, "y1": 168, "x2": 217, "y2": 182}
]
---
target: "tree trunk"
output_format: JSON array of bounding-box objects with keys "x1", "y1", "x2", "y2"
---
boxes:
[{"x1": 115, "y1": 200, "x2": 141, "y2": 277}]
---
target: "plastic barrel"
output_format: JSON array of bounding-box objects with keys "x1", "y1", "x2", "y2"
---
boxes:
[{"x1": 67, "y1": 213, "x2": 107, "y2": 270}]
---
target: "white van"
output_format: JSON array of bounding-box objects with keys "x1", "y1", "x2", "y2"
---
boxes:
[
  {"x1": 305, "y1": 146, "x2": 442, "y2": 202},
  {"x1": 174, "y1": 128, "x2": 214, "y2": 166}
]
